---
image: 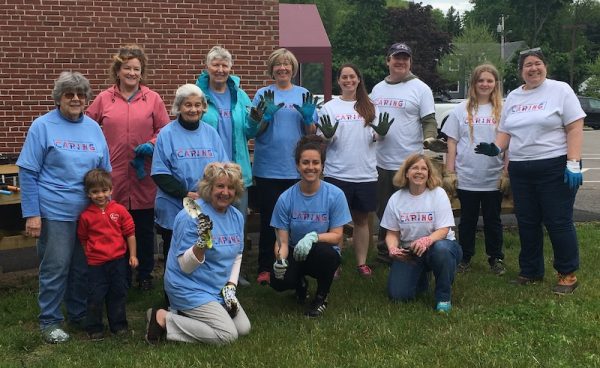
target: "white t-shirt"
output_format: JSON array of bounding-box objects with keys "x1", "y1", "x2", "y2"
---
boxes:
[
  {"x1": 370, "y1": 78, "x2": 436, "y2": 170},
  {"x1": 380, "y1": 187, "x2": 455, "y2": 243},
  {"x1": 442, "y1": 101, "x2": 503, "y2": 191},
  {"x1": 499, "y1": 79, "x2": 586, "y2": 161},
  {"x1": 318, "y1": 98, "x2": 378, "y2": 182}
]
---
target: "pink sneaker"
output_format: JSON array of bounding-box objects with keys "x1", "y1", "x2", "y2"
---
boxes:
[
  {"x1": 256, "y1": 271, "x2": 270, "y2": 285},
  {"x1": 357, "y1": 264, "x2": 373, "y2": 278}
]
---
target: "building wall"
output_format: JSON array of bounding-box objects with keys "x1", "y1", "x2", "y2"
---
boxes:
[{"x1": 0, "y1": 0, "x2": 278, "y2": 156}]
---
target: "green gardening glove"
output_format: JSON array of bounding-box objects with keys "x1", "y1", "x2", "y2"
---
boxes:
[
  {"x1": 261, "y1": 90, "x2": 284, "y2": 124},
  {"x1": 293, "y1": 231, "x2": 318, "y2": 261},
  {"x1": 369, "y1": 112, "x2": 395, "y2": 136},
  {"x1": 316, "y1": 115, "x2": 339, "y2": 139},
  {"x1": 293, "y1": 92, "x2": 321, "y2": 125}
]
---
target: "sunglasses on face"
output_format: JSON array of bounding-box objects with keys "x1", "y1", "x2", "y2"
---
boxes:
[{"x1": 63, "y1": 92, "x2": 87, "y2": 100}]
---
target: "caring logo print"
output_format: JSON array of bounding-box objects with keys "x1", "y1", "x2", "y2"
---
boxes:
[
  {"x1": 510, "y1": 101, "x2": 547, "y2": 114},
  {"x1": 334, "y1": 112, "x2": 363, "y2": 123},
  {"x1": 213, "y1": 234, "x2": 242, "y2": 247},
  {"x1": 292, "y1": 211, "x2": 329, "y2": 223},
  {"x1": 219, "y1": 108, "x2": 232, "y2": 119},
  {"x1": 373, "y1": 97, "x2": 406, "y2": 109},
  {"x1": 53, "y1": 140, "x2": 96, "y2": 152},
  {"x1": 176, "y1": 148, "x2": 215, "y2": 159},
  {"x1": 463, "y1": 116, "x2": 496, "y2": 126},
  {"x1": 399, "y1": 212, "x2": 434, "y2": 224}
]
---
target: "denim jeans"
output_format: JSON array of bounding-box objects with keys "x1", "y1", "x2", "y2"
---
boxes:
[
  {"x1": 86, "y1": 257, "x2": 129, "y2": 334},
  {"x1": 37, "y1": 219, "x2": 88, "y2": 330},
  {"x1": 388, "y1": 239, "x2": 462, "y2": 303},
  {"x1": 456, "y1": 189, "x2": 504, "y2": 263},
  {"x1": 508, "y1": 156, "x2": 579, "y2": 278}
]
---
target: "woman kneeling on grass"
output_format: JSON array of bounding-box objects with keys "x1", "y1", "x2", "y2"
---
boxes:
[
  {"x1": 381, "y1": 153, "x2": 462, "y2": 313},
  {"x1": 145, "y1": 162, "x2": 250, "y2": 345},
  {"x1": 269, "y1": 135, "x2": 351, "y2": 317}
]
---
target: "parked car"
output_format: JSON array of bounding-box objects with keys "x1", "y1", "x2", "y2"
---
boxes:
[{"x1": 578, "y1": 96, "x2": 600, "y2": 130}]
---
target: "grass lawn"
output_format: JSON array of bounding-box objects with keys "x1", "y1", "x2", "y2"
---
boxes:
[{"x1": 1, "y1": 223, "x2": 600, "y2": 368}]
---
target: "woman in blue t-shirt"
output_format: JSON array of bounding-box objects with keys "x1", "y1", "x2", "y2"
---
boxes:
[
  {"x1": 269, "y1": 135, "x2": 351, "y2": 318},
  {"x1": 250, "y1": 48, "x2": 319, "y2": 286},
  {"x1": 17, "y1": 72, "x2": 111, "y2": 343},
  {"x1": 145, "y1": 162, "x2": 250, "y2": 345}
]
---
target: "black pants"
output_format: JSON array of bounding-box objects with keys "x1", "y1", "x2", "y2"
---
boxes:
[
  {"x1": 456, "y1": 189, "x2": 504, "y2": 263},
  {"x1": 156, "y1": 225, "x2": 173, "y2": 267},
  {"x1": 86, "y1": 257, "x2": 128, "y2": 334},
  {"x1": 130, "y1": 209, "x2": 155, "y2": 281},
  {"x1": 254, "y1": 177, "x2": 298, "y2": 273},
  {"x1": 270, "y1": 243, "x2": 341, "y2": 297}
]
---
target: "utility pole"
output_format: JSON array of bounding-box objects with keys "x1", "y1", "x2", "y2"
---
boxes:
[
  {"x1": 497, "y1": 15, "x2": 506, "y2": 61},
  {"x1": 562, "y1": 24, "x2": 586, "y2": 88}
]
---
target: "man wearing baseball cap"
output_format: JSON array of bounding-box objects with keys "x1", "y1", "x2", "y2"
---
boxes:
[{"x1": 370, "y1": 42, "x2": 446, "y2": 264}]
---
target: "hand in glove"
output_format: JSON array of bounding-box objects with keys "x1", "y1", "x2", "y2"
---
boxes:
[
  {"x1": 293, "y1": 92, "x2": 321, "y2": 125},
  {"x1": 221, "y1": 283, "x2": 239, "y2": 317},
  {"x1": 410, "y1": 236, "x2": 433, "y2": 257},
  {"x1": 316, "y1": 115, "x2": 339, "y2": 139},
  {"x1": 250, "y1": 98, "x2": 265, "y2": 123},
  {"x1": 130, "y1": 155, "x2": 147, "y2": 179},
  {"x1": 564, "y1": 160, "x2": 582, "y2": 191},
  {"x1": 424, "y1": 137, "x2": 448, "y2": 153},
  {"x1": 273, "y1": 259, "x2": 288, "y2": 280},
  {"x1": 134, "y1": 142, "x2": 154, "y2": 156},
  {"x1": 474, "y1": 142, "x2": 501, "y2": 156},
  {"x1": 498, "y1": 172, "x2": 511, "y2": 197},
  {"x1": 442, "y1": 171, "x2": 457, "y2": 198},
  {"x1": 261, "y1": 90, "x2": 284, "y2": 124},
  {"x1": 293, "y1": 231, "x2": 318, "y2": 261},
  {"x1": 369, "y1": 112, "x2": 395, "y2": 137}
]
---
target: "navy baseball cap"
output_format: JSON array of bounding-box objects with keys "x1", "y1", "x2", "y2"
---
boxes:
[{"x1": 387, "y1": 43, "x2": 412, "y2": 57}]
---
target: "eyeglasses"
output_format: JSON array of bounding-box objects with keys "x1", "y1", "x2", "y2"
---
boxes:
[
  {"x1": 274, "y1": 61, "x2": 291, "y2": 67},
  {"x1": 63, "y1": 92, "x2": 87, "y2": 100}
]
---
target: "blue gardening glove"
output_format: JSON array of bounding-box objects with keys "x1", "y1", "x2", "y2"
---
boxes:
[
  {"x1": 130, "y1": 155, "x2": 147, "y2": 179},
  {"x1": 474, "y1": 142, "x2": 501, "y2": 156},
  {"x1": 261, "y1": 89, "x2": 284, "y2": 124},
  {"x1": 293, "y1": 231, "x2": 318, "y2": 261},
  {"x1": 273, "y1": 259, "x2": 288, "y2": 280},
  {"x1": 316, "y1": 115, "x2": 339, "y2": 139},
  {"x1": 221, "y1": 284, "x2": 238, "y2": 317},
  {"x1": 564, "y1": 160, "x2": 582, "y2": 191},
  {"x1": 134, "y1": 142, "x2": 154, "y2": 156},
  {"x1": 369, "y1": 112, "x2": 395, "y2": 136},
  {"x1": 293, "y1": 92, "x2": 321, "y2": 125}
]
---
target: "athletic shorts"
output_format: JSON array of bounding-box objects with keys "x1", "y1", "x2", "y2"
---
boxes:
[{"x1": 324, "y1": 177, "x2": 377, "y2": 213}]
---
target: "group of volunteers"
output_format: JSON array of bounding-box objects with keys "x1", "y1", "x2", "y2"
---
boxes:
[{"x1": 17, "y1": 40, "x2": 585, "y2": 347}]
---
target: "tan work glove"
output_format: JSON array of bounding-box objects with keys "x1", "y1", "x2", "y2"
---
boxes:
[
  {"x1": 498, "y1": 172, "x2": 511, "y2": 197},
  {"x1": 442, "y1": 171, "x2": 457, "y2": 198}
]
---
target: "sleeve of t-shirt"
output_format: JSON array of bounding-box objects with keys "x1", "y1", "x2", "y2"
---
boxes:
[
  {"x1": 150, "y1": 131, "x2": 171, "y2": 176},
  {"x1": 419, "y1": 85, "x2": 436, "y2": 118},
  {"x1": 441, "y1": 104, "x2": 462, "y2": 140},
  {"x1": 561, "y1": 84, "x2": 586, "y2": 125},
  {"x1": 328, "y1": 189, "x2": 352, "y2": 229},
  {"x1": 18, "y1": 168, "x2": 41, "y2": 218},
  {"x1": 270, "y1": 192, "x2": 290, "y2": 230},
  {"x1": 380, "y1": 193, "x2": 401, "y2": 231},
  {"x1": 433, "y1": 188, "x2": 455, "y2": 229}
]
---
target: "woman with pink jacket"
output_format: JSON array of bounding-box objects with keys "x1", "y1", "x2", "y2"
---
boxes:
[{"x1": 87, "y1": 44, "x2": 170, "y2": 290}]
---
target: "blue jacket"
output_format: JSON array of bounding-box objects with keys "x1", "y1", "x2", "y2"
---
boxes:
[{"x1": 196, "y1": 71, "x2": 258, "y2": 187}]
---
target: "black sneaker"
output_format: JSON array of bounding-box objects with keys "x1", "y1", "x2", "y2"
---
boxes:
[
  {"x1": 489, "y1": 258, "x2": 506, "y2": 276},
  {"x1": 145, "y1": 308, "x2": 165, "y2": 345},
  {"x1": 88, "y1": 331, "x2": 105, "y2": 341},
  {"x1": 457, "y1": 261, "x2": 470, "y2": 273},
  {"x1": 305, "y1": 295, "x2": 328, "y2": 318},
  {"x1": 296, "y1": 278, "x2": 309, "y2": 305}
]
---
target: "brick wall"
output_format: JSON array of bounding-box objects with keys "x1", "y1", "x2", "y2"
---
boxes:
[{"x1": 0, "y1": 0, "x2": 278, "y2": 156}]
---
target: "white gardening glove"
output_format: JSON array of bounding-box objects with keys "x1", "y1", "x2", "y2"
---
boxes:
[
  {"x1": 293, "y1": 231, "x2": 318, "y2": 261},
  {"x1": 273, "y1": 259, "x2": 288, "y2": 280},
  {"x1": 221, "y1": 283, "x2": 238, "y2": 317}
]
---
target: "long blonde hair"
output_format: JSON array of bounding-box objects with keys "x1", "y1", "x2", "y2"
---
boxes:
[{"x1": 465, "y1": 64, "x2": 503, "y2": 143}]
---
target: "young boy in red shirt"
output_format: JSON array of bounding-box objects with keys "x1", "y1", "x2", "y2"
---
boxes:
[{"x1": 77, "y1": 169, "x2": 138, "y2": 340}]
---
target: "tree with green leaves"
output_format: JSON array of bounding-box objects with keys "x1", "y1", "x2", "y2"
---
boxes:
[{"x1": 385, "y1": 2, "x2": 452, "y2": 93}]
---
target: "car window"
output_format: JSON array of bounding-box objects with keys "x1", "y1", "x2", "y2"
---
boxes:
[{"x1": 588, "y1": 98, "x2": 600, "y2": 109}]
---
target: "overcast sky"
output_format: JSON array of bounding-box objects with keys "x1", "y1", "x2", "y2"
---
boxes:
[{"x1": 417, "y1": 0, "x2": 473, "y2": 14}]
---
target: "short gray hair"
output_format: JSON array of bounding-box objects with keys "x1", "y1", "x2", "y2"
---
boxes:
[
  {"x1": 206, "y1": 46, "x2": 233, "y2": 67},
  {"x1": 198, "y1": 162, "x2": 244, "y2": 203},
  {"x1": 171, "y1": 84, "x2": 206, "y2": 115},
  {"x1": 52, "y1": 71, "x2": 93, "y2": 105}
]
